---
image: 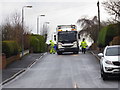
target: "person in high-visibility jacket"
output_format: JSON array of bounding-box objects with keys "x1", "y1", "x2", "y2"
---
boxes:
[
  {"x1": 49, "y1": 40, "x2": 56, "y2": 54},
  {"x1": 80, "y1": 38, "x2": 88, "y2": 54}
]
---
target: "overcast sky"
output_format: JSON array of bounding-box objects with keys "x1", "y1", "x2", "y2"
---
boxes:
[{"x1": 0, "y1": 0, "x2": 111, "y2": 41}]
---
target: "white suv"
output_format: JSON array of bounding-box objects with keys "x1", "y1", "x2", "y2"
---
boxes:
[{"x1": 98, "y1": 45, "x2": 120, "y2": 80}]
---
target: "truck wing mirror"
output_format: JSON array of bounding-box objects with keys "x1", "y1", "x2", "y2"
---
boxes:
[
  {"x1": 78, "y1": 34, "x2": 80, "y2": 39},
  {"x1": 54, "y1": 35, "x2": 56, "y2": 41}
]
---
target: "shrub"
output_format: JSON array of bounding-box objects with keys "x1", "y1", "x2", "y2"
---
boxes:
[
  {"x1": 24, "y1": 34, "x2": 30, "y2": 50},
  {"x1": 110, "y1": 36, "x2": 120, "y2": 45},
  {"x1": 97, "y1": 26, "x2": 107, "y2": 47},
  {"x1": 30, "y1": 36, "x2": 40, "y2": 53},
  {"x1": 30, "y1": 34, "x2": 47, "y2": 53},
  {"x1": 97, "y1": 23, "x2": 119, "y2": 47},
  {"x1": 2, "y1": 41, "x2": 20, "y2": 58}
]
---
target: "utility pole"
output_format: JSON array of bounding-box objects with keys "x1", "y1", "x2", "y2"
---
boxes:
[{"x1": 97, "y1": 1, "x2": 101, "y2": 31}]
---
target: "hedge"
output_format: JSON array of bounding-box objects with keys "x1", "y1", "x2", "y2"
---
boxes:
[
  {"x1": 30, "y1": 34, "x2": 47, "y2": 53},
  {"x1": 97, "y1": 23, "x2": 119, "y2": 47},
  {"x1": 97, "y1": 26, "x2": 107, "y2": 47},
  {"x1": 2, "y1": 41, "x2": 20, "y2": 58}
]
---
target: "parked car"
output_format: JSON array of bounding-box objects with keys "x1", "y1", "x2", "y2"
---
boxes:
[{"x1": 98, "y1": 45, "x2": 120, "y2": 80}]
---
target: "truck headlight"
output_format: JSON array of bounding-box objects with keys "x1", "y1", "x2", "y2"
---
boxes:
[
  {"x1": 105, "y1": 60, "x2": 113, "y2": 65},
  {"x1": 58, "y1": 43, "x2": 62, "y2": 48},
  {"x1": 73, "y1": 42, "x2": 77, "y2": 47},
  {"x1": 73, "y1": 42, "x2": 77, "y2": 45}
]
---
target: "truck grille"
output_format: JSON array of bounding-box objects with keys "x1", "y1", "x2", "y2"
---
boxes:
[
  {"x1": 113, "y1": 61, "x2": 120, "y2": 66},
  {"x1": 62, "y1": 45, "x2": 73, "y2": 47}
]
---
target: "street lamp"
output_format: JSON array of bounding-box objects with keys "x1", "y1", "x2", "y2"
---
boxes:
[
  {"x1": 22, "y1": 6, "x2": 32, "y2": 57},
  {"x1": 37, "y1": 14, "x2": 45, "y2": 34}
]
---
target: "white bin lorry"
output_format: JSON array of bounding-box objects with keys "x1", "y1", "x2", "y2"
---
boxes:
[{"x1": 54, "y1": 25, "x2": 79, "y2": 55}]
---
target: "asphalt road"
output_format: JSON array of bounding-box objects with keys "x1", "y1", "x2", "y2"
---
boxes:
[{"x1": 2, "y1": 52, "x2": 119, "y2": 88}]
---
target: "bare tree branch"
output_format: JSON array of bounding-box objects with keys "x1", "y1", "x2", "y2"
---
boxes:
[{"x1": 102, "y1": 0, "x2": 120, "y2": 22}]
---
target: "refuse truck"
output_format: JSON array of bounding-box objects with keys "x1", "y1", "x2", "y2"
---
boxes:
[{"x1": 54, "y1": 25, "x2": 79, "y2": 55}]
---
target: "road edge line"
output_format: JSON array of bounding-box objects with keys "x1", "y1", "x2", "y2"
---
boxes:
[{"x1": 90, "y1": 51, "x2": 100, "y2": 60}]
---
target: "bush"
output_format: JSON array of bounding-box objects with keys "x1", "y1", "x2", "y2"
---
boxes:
[
  {"x1": 97, "y1": 23, "x2": 119, "y2": 47},
  {"x1": 110, "y1": 36, "x2": 120, "y2": 45},
  {"x1": 2, "y1": 41, "x2": 20, "y2": 58},
  {"x1": 90, "y1": 43, "x2": 97, "y2": 50},
  {"x1": 30, "y1": 34, "x2": 47, "y2": 53},
  {"x1": 97, "y1": 26, "x2": 107, "y2": 47},
  {"x1": 24, "y1": 34, "x2": 30, "y2": 50},
  {"x1": 30, "y1": 36, "x2": 40, "y2": 53}
]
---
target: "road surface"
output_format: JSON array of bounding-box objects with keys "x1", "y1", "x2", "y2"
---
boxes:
[{"x1": 2, "y1": 52, "x2": 119, "y2": 88}]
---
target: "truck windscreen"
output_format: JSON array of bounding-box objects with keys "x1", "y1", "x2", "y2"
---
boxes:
[{"x1": 58, "y1": 31, "x2": 77, "y2": 43}]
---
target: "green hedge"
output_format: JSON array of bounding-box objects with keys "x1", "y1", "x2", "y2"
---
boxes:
[
  {"x1": 97, "y1": 26, "x2": 107, "y2": 47},
  {"x1": 97, "y1": 23, "x2": 119, "y2": 47},
  {"x1": 30, "y1": 36, "x2": 39, "y2": 53},
  {"x1": 2, "y1": 41, "x2": 20, "y2": 58},
  {"x1": 30, "y1": 34, "x2": 47, "y2": 53}
]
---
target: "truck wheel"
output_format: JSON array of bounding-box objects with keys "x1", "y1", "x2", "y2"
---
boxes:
[{"x1": 57, "y1": 52, "x2": 62, "y2": 55}]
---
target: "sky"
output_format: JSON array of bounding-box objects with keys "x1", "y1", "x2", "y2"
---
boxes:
[{"x1": 0, "y1": 0, "x2": 111, "y2": 43}]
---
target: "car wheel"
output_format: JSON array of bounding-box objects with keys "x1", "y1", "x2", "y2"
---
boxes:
[{"x1": 101, "y1": 68, "x2": 108, "y2": 80}]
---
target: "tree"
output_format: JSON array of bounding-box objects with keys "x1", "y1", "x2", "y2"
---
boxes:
[
  {"x1": 102, "y1": 0, "x2": 120, "y2": 22},
  {"x1": 77, "y1": 16, "x2": 99, "y2": 43},
  {"x1": 1, "y1": 12, "x2": 30, "y2": 50},
  {"x1": 77, "y1": 16, "x2": 98, "y2": 30}
]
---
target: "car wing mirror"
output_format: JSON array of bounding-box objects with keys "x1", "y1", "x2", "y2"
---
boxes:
[{"x1": 98, "y1": 53, "x2": 104, "y2": 57}]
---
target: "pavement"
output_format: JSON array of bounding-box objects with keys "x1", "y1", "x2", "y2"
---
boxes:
[{"x1": 1, "y1": 53, "x2": 45, "y2": 84}]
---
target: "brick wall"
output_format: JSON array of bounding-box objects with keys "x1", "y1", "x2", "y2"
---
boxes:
[
  {"x1": 0, "y1": 53, "x2": 6, "y2": 69},
  {"x1": 0, "y1": 54, "x2": 20, "y2": 69}
]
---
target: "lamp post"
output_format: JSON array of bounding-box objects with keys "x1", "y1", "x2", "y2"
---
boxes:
[
  {"x1": 22, "y1": 6, "x2": 32, "y2": 57},
  {"x1": 37, "y1": 14, "x2": 45, "y2": 34}
]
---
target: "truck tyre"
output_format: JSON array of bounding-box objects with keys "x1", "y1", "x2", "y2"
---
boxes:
[{"x1": 57, "y1": 52, "x2": 62, "y2": 55}]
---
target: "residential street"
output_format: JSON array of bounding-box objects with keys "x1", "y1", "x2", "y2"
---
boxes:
[{"x1": 2, "y1": 52, "x2": 119, "y2": 88}]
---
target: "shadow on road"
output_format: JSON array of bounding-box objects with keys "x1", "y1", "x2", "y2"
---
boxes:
[{"x1": 104, "y1": 76, "x2": 120, "y2": 81}]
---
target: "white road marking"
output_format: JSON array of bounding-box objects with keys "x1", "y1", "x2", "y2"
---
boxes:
[{"x1": 74, "y1": 82, "x2": 79, "y2": 88}]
